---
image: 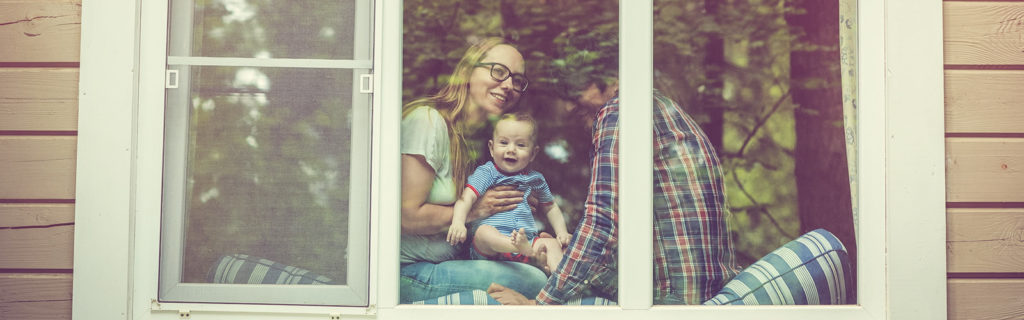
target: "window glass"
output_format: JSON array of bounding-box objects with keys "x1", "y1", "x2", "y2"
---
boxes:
[
  {"x1": 652, "y1": 0, "x2": 858, "y2": 305},
  {"x1": 159, "y1": 0, "x2": 371, "y2": 306},
  {"x1": 176, "y1": 66, "x2": 354, "y2": 283},
  {"x1": 170, "y1": 0, "x2": 356, "y2": 59},
  {"x1": 399, "y1": 0, "x2": 620, "y2": 305}
]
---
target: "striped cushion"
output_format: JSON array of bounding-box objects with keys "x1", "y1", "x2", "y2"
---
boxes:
[
  {"x1": 210, "y1": 229, "x2": 851, "y2": 305},
  {"x1": 412, "y1": 290, "x2": 618, "y2": 305},
  {"x1": 412, "y1": 229, "x2": 851, "y2": 305},
  {"x1": 703, "y1": 228, "x2": 854, "y2": 305},
  {"x1": 208, "y1": 254, "x2": 335, "y2": 285}
]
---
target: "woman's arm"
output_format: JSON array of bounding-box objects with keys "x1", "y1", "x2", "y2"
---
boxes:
[
  {"x1": 401, "y1": 154, "x2": 455, "y2": 234},
  {"x1": 401, "y1": 155, "x2": 524, "y2": 235}
]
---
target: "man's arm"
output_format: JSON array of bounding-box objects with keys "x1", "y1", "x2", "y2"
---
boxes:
[{"x1": 535, "y1": 100, "x2": 620, "y2": 305}]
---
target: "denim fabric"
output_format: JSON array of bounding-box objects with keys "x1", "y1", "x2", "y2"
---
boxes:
[{"x1": 399, "y1": 260, "x2": 547, "y2": 303}]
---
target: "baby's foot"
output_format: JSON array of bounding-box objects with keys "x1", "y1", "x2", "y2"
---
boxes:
[
  {"x1": 511, "y1": 228, "x2": 533, "y2": 256},
  {"x1": 533, "y1": 244, "x2": 551, "y2": 274}
]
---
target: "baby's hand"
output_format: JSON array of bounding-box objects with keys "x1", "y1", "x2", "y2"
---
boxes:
[
  {"x1": 447, "y1": 224, "x2": 467, "y2": 245},
  {"x1": 556, "y1": 232, "x2": 572, "y2": 247}
]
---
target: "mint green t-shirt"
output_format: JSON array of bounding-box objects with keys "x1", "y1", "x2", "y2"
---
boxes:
[{"x1": 399, "y1": 106, "x2": 461, "y2": 263}]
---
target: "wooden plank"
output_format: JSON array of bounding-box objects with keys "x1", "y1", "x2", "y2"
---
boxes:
[
  {"x1": 944, "y1": 70, "x2": 1024, "y2": 133},
  {"x1": 947, "y1": 209, "x2": 1024, "y2": 273},
  {"x1": 0, "y1": 224, "x2": 73, "y2": 269},
  {"x1": 949, "y1": 279, "x2": 1024, "y2": 320},
  {"x1": 0, "y1": 203, "x2": 73, "y2": 227},
  {"x1": 944, "y1": 2, "x2": 1024, "y2": 65},
  {"x1": 0, "y1": 136, "x2": 76, "y2": 200},
  {"x1": 0, "y1": 68, "x2": 78, "y2": 131},
  {"x1": 946, "y1": 138, "x2": 1024, "y2": 202},
  {"x1": 0, "y1": 273, "x2": 71, "y2": 320},
  {"x1": 0, "y1": 1, "x2": 81, "y2": 63},
  {"x1": 0, "y1": 204, "x2": 74, "y2": 268}
]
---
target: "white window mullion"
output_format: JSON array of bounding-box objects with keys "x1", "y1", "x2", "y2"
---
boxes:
[
  {"x1": 618, "y1": 0, "x2": 654, "y2": 310},
  {"x1": 375, "y1": 0, "x2": 403, "y2": 310},
  {"x1": 166, "y1": 56, "x2": 373, "y2": 69}
]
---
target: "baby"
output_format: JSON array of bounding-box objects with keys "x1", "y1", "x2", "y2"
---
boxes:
[{"x1": 447, "y1": 113, "x2": 571, "y2": 273}]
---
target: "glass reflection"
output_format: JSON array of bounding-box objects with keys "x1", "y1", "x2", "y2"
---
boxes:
[{"x1": 653, "y1": 0, "x2": 857, "y2": 305}]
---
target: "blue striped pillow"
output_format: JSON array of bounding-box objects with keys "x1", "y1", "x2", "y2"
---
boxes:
[
  {"x1": 208, "y1": 254, "x2": 335, "y2": 285},
  {"x1": 703, "y1": 229, "x2": 854, "y2": 305}
]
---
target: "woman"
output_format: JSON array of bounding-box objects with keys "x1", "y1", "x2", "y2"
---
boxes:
[{"x1": 399, "y1": 37, "x2": 548, "y2": 303}]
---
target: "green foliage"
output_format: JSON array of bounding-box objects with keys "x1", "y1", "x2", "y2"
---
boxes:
[
  {"x1": 175, "y1": 0, "x2": 844, "y2": 280},
  {"x1": 401, "y1": 0, "x2": 815, "y2": 267}
]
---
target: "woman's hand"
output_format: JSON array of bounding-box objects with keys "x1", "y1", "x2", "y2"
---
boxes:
[{"x1": 468, "y1": 185, "x2": 524, "y2": 221}]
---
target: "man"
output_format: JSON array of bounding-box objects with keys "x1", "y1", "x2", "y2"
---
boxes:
[{"x1": 488, "y1": 78, "x2": 740, "y2": 305}]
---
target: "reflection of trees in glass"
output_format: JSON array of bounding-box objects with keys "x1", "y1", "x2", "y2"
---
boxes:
[
  {"x1": 177, "y1": 0, "x2": 356, "y2": 282},
  {"x1": 403, "y1": 0, "x2": 854, "y2": 269}
]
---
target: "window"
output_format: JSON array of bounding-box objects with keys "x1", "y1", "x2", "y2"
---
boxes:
[
  {"x1": 156, "y1": 0, "x2": 373, "y2": 306},
  {"x1": 72, "y1": 0, "x2": 947, "y2": 318}
]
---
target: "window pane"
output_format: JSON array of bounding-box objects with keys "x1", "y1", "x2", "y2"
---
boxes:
[
  {"x1": 169, "y1": 0, "x2": 357, "y2": 59},
  {"x1": 653, "y1": 0, "x2": 857, "y2": 305},
  {"x1": 399, "y1": 0, "x2": 620, "y2": 305},
  {"x1": 178, "y1": 66, "x2": 353, "y2": 283},
  {"x1": 160, "y1": 65, "x2": 370, "y2": 306}
]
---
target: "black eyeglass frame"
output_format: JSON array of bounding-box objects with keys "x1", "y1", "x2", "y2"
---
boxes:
[{"x1": 475, "y1": 62, "x2": 529, "y2": 93}]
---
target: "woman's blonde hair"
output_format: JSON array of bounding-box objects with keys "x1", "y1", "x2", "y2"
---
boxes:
[{"x1": 403, "y1": 37, "x2": 516, "y2": 197}]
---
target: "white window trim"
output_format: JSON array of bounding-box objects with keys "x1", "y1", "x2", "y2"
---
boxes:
[{"x1": 72, "y1": 0, "x2": 946, "y2": 319}]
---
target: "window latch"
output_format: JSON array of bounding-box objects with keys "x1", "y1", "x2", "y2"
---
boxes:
[
  {"x1": 166, "y1": 69, "x2": 179, "y2": 89},
  {"x1": 359, "y1": 73, "x2": 373, "y2": 94}
]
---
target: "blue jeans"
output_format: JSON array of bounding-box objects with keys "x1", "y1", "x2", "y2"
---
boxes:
[{"x1": 400, "y1": 260, "x2": 547, "y2": 303}]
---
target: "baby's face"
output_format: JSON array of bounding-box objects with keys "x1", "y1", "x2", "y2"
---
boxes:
[{"x1": 488, "y1": 120, "x2": 538, "y2": 174}]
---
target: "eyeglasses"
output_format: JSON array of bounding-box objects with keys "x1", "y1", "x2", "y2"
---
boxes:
[{"x1": 475, "y1": 62, "x2": 529, "y2": 93}]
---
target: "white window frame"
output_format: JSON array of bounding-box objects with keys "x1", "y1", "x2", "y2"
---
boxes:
[{"x1": 72, "y1": 0, "x2": 947, "y2": 319}]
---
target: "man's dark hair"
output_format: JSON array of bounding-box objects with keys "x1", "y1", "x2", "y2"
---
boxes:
[{"x1": 549, "y1": 25, "x2": 619, "y2": 101}]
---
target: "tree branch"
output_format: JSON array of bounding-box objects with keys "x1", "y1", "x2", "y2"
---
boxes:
[
  {"x1": 737, "y1": 89, "x2": 791, "y2": 157},
  {"x1": 730, "y1": 170, "x2": 796, "y2": 239}
]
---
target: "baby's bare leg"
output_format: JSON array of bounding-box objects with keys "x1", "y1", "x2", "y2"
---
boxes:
[
  {"x1": 473, "y1": 225, "x2": 520, "y2": 257},
  {"x1": 532, "y1": 238, "x2": 564, "y2": 274}
]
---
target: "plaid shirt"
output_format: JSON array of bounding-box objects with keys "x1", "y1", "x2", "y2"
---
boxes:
[{"x1": 536, "y1": 92, "x2": 738, "y2": 305}]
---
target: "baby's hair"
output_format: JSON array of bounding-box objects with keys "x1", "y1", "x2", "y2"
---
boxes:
[{"x1": 495, "y1": 112, "x2": 538, "y2": 143}]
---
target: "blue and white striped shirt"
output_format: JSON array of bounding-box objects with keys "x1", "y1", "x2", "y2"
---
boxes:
[{"x1": 467, "y1": 161, "x2": 554, "y2": 238}]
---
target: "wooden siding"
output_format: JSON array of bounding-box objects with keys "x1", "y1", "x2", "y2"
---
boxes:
[
  {"x1": 0, "y1": 0, "x2": 79, "y2": 319},
  {"x1": 0, "y1": 273, "x2": 73, "y2": 320},
  {"x1": 0, "y1": 1, "x2": 81, "y2": 63},
  {"x1": 0, "y1": 68, "x2": 79, "y2": 131},
  {"x1": 945, "y1": 1, "x2": 1024, "y2": 319}
]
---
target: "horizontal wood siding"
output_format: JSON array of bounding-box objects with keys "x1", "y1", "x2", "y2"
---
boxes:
[
  {"x1": 0, "y1": 1, "x2": 81, "y2": 63},
  {"x1": 944, "y1": 2, "x2": 1024, "y2": 65},
  {"x1": 0, "y1": 274, "x2": 72, "y2": 320},
  {"x1": 0, "y1": 1, "x2": 79, "y2": 319},
  {"x1": 0, "y1": 204, "x2": 74, "y2": 269},
  {"x1": 0, "y1": 68, "x2": 79, "y2": 131},
  {"x1": 945, "y1": 138, "x2": 1024, "y2": 203},
  {"x1": 0, "y1": 137, "x2": 76, "y2": 200},
  {"x1": 945, "y1": 1, "x2": 1024, "y2": 319},
  {"x1": 948, "y1": 279, "x2": 1024, "y2": 320},
  {"x1": 947, "y1": 209, "x2": 1024, "y2": 273},
  {"x1": 944, "y1": 70, "x2": 1024, "y2": 134}
]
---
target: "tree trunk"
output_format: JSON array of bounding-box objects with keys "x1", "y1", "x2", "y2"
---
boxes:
[
  {"x1": 787, "y1": 0, "x2": 857, "y2": 296},
  {"x1": 703, "y1": 0, "x2": 725, "y2": 150}
]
